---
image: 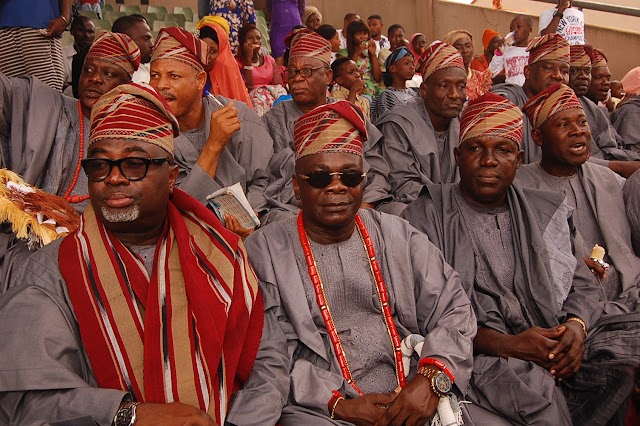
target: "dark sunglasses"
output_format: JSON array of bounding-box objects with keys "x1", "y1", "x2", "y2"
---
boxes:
[
  {"x1": 297, "y1": 171, "x2": 366, "y2": 188},
  {"x1": 81, "y1": 157, "x2": 170, "y2": 182}
]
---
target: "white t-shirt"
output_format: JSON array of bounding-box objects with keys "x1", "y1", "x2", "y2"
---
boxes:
[
  {"x1": 338, "y1": 29, "x2": 348, "y2": 50},
  {"x1": 132, "y1": 63, "x2": 150, "y2": 84},
  {"x1": 538, "y1": 7, "x2": 585, "y2": 45},
  {"x1": 489, "y1": 46, "x2": 529, "y2": 86},
  {"x1": 373, "y1": 35, "x2": 390, "y2": 56}
]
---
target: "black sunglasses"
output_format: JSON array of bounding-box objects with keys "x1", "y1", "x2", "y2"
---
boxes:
[
  {"x1": 81, "y1": 157, "x2": 170, "y2": 182},
  {"x1": 297, "y1": 171, "x2": 366, "y2": 189}
]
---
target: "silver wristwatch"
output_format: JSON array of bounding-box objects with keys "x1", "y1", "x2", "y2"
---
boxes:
[{"x1": 113, "y1": 401, "x2": 140, "y2": 426}]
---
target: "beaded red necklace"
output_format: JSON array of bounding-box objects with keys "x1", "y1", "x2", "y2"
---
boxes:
[
  {"x1": 63, "y1": 101, "x2": 89, "y2": 204},
  {"x1": 297, "y1": 212, "x2": 406, "y2": 395}
]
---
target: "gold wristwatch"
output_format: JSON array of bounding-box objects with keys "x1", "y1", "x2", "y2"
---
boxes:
[{"x1": 418, "y1": 366, "x2": 453, "y2": 398}]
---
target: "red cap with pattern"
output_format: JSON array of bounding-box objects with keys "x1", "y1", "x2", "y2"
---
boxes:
[
  {"x1": 526, "y1": 34, "x2": 570, "y2": 65},
  {"x1": 590, "y1": 48, "x2": 608, "y2": 68},
  {"x1": 294, "y1": 100, "x2": 368, "y2": 160},
  {"x1": 570, "y1": 45, "x2": 591, "y2": 67},
  {"x1": 289, "y1": 29, "x2": 332, "y2": 66},
  {"x1": 89, "y1": 83, "x2": 179, "y2": 155},
  {"x1": 522, "y1": 83, "x2": 583, "y2": 130},
  {"x1": 416, "y1": 42, "x2": 465, "y2": 80},
  {"x1": 460, "y1": 92, "x2": 523, "y2": 145},
  {"x1": 151, "y1": 27, "x2": 212, "y2": 73},
  {"x1": 86, "y1": 31, "x2": 141, "y2": 77}
]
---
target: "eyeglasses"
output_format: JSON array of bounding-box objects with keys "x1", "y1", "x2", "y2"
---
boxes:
[
  {"x1": 81, "y1": 157, "x2": 170, "y2": 182},
  {"x1": 286, "y1": 66, "x2": 327, "y2": 79},
  {"x1": 297, "y1": 171, "x2": 366, "y2": 188}
]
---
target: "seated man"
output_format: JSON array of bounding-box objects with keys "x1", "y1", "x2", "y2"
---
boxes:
[
  {"x1": 517, "y1": 83, "x2": 640, "y2": 311},
  {"x1": 568, "y1": 45, "x2": 639, "y2": 161},
  {"x1": 226, "y1": 101, "x2": 476, "y2": 426},
  {"x1": 376, "y1": 42, "x2": 466, "y2": 209},
  {"x1": 403, "y1": 92, "x2": 640, "y2": 425},
  {"x1": 0, "y1": 83, "x2": 263, "y2": 425},
  {"x1": 585, "y1": 48, "x2": 610, "y2": 110},
  {"x1": 150, "y1": 27, "x2": 274, "y2": 234},
  {"x1": 492, "y1": 33, "x2": 570, "y2": 163},
  {"x1": 624, "y1": 169, "x2": 640, "y2": 257},
  {"x1": 0, "y1": 31, "x2": 139, "y2": 211},
  {"x1": 112, "y1": 14, "x2": 154, "y2": 84},
  {"x1": 261, "y1": 30, "x2": 391, "y2": 224}
]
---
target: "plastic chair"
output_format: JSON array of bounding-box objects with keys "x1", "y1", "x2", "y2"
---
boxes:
[
  {"x1": 147, "y1": 5, "x2": 168, "y2": 20},
  {"x1": 153, "y1": 20, "x2": 179, "y2": 32},
  {"x1": 119, "y1": 5, "x2": 141, "y2": 14},
  {"x1": 102, "y1": 3, "x2": 114, "y2": 12},
  {"x1": 173, "y1": 7, "x2": 194, "y2": 22},
  {"x1": 164, "y1": 13, "x2": 186, "y2": 28},
  {"x1": 185, "y1": 21, "x2": 197, "y2": 33},
  {"x1": 93, "y1": 19, "x2": 112, "y2": 31},
  {"x1": 78, "y1": 10, "x2": 98, "y2": 20},
  {"x1": 140, "y1": 12, "x2": 158, "y2": 28},
  {"x1": 104, "y1": 11, "x2": 126, "y2": 22}
]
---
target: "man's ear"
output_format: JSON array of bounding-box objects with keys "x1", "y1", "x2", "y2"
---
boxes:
[
  {"x1": 292, "y1": 173, "x2": 301, "y2": 200},
  {"x1": 453, "y1": 146, "x2": 462, "y2": 167},
  {"x1": 325, "y1": 69, "x2": 333, "y2": 85},
  {"x1": 531, "y1": 128, "x2": 544, "y2": 147},
  {"x1": 523, "y1": 65, "x2": 530, "y2": 81},
  {"x1": 168, "y1": 162, "x2": 179, "y2": 193},
  {"x1": 196, "y1": 70, "x2": 207, "y2": 91}
]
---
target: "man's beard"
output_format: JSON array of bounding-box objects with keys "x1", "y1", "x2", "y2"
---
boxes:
[{"x1": 101, "y1": 206, "x2": 140, "y2": 223}]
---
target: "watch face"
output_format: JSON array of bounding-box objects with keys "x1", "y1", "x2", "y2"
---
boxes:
[
  {"x1": 434, "y1": 372, "x2": 452, "y2": 394},
  {"x1": 115, "y1": 409, "x2": 133, "y2": 426}
]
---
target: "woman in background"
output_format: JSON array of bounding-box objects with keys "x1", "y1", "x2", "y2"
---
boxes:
[
  {"x1": 337, "y1": 20, "x2": 382, "y2": 97},
  {"x1": 236, "y1": 24, "x2": 286, "y2": 115},
  {"x1": 267, "y1": 0, "x2": 305, "y2": 65},
  {"x1": 197, "y1": 16, "x2": 253, "y2": 107}
]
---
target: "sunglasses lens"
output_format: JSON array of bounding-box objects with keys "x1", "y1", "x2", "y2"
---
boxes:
[
  {"x1": 340, "y1": 172, "x2": 364, "y2": 187},
  {"x1": 306, "y1": 172, "x2": 333, "y2": 188}
]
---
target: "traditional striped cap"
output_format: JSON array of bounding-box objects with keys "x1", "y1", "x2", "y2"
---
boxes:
[
  {"x1": 442, "y1": 29, "x2": 473, "y2": 47},
  {"x1": 590, "y1": 48, "x2": 608, "y2": 68},
  {"x1": 151, "y1": 27, "x2": 212, "y2": 73},
  {"x1": 460, "y1": 92, "x2": 523, "y2": 145},
  {"x1": 86, "y1": 31, "x2": 141, "y2": 77},
  {"x1": 89, "y1": 83, "x2": 179, "y2": 155},
  {"x1": 527, "y1": 34, "x2": 570, "y2": 65},
  {"x1": 289, "y1": 29, "x2": 332, "y2": 66},
  {"x1": 570, "y1": 45, "x2": 591, "y2": 67},
  {"x1": 294, "y1": 100, "x2": 367, "y2": 160},
  {"x1": 522, "y1": 83, "x2": 583, "y2": 130},
  {"x1": 416, "y1": 41, "x2": 465, "y2": 80}
]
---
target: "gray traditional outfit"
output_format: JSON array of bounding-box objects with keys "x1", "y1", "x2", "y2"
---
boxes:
[
  {"x1": 174, "y1": 95, "x2": 274, "y2": 212},
  {"x1": 226, "y1": 209, "x2": 476, "y2": 425},
  {"x1": 403, "y1": 183, "x2": 640, "y2": 425},
  {"x1": 623, "y1": 169, "x2": 640, "y2": 257},
  {"x1": 611, "y1": 96, "x2": 640, "y2": 153},
  {"x1": 517, "y1": 162, "x2": 640, "y2": 310},
  {"x1": 376, "y1": 97, "x2": 460, "y2": 210},
  {"x1": 260, "y1": 99, "x2": 391, "y2": 224}
]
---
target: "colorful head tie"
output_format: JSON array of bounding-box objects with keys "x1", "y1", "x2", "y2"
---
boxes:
[
  {"x1": 569, "y1": 45, "x2": 591, "y2": 68},
  {"x1": 442, "y1": 29, "x2": 473, "y2": 48},
  {"x1": 526, "y1": 34, "x2": 570, "y2": 65},
  {"x1": 416, "y1": 41, "x2": 465, "y2": 80},
  {"x1": 89, "y1": 83, "x2": 179, "y2": 155},
  {"x1": 482, "y1": 29, "x2": 499, "y2": 51},
  {"x1": 86, "y1": 31, "x2": 141, "y2": 77},
  {"x1": 522, "y1": 83, "x2": 583, "y2": 130},
  {"x1": 294, "y1": 100, "x2": 368, "y2": 160},
  {"x1": 151, "y1": 27, "x2": 212, "y2": 73},
  {"x1": 460, "y1": 92, "x2": 523, "y2": 146},
  {"x1": 289, "y1": 29, "x2": 332, "y2": 66},
  {"x1": 384, "y1": 46, "x2": 412, "y2": 70},
  {"x1": 196, "y1": 15, "x2": 230, "y2": 35}
]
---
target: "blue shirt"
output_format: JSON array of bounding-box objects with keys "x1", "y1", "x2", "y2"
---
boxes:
[{"x1": 0, "y1": 0, "x2": 59, "y2": 29}]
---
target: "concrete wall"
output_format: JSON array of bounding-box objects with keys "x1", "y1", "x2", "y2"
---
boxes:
[{"x1": 105, "y1": 0, "x2": 639, "y2": 78}]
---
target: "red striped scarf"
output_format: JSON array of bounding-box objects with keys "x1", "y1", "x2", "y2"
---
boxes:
[{"x1": 59, "y1": 188, "x2": 263, "y2": 423}]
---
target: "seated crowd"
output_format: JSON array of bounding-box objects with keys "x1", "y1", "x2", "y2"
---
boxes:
[{"x1": 1, "y1": 0, "x2": 640, "y2": 425}]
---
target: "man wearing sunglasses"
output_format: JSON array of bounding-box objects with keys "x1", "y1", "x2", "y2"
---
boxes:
[
  {"x1": 227, "y1": 101, "x2": 476, "y2": 426},
  {"x1": 403, "y1": 91, "x2": 640, "y2": 425},
  {"x1": 150, "y1": 27, "x2": 274, "y2": 238},
  {"x1": 261, "y1": 29, "x2": 392, "y2": 225},
  {"x1": 0, "y1": 83, "x2": 263, "y2": 426}
]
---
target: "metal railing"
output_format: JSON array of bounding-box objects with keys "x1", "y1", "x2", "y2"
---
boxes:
[{"x1": 533, "y1": 0, "x2": 640, "y2": 18}]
